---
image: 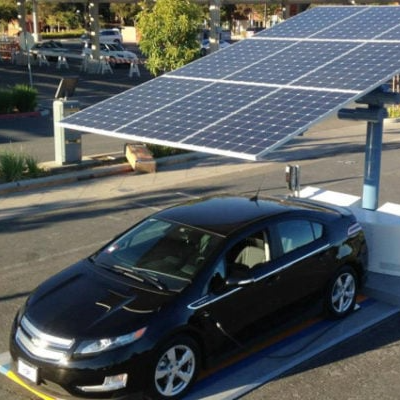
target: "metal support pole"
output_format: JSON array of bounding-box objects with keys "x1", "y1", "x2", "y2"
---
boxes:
[
  {"x1": 338, "y1": 105, "x2": 386, "y2": 211},
  {"x1": 17, "y1": 0, "x2": 33, "y2": 87},
  {"x1": 362, "y1": 116, "x2": 383, "y2": 210},
  {"x1": 32, "y1": 0, "x2": 40, "y2": 42},
  {"x1": 338, "y1": 85, "x2": 399, "y2": 211},
  {"x1": 209, "y1": 0, "x2": 221, "y2": 54},
  {"x1": 88, "y1": 1, "x2": 100, "y2": 60}
]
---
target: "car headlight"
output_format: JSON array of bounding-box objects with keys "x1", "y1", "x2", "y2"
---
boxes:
[{"x1": 74, "y1": 327, "x2": 146, "y2": 355}]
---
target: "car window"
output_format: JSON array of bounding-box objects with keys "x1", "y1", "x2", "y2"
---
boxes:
[
  {"x1": 226, "y1": 230, "x2": 270, "y2": 269},
  {"x1": 276, "y1": 219, "x2": 323, "y2": 254},
  {"x1": 205, "y1": 230, "x2": 269, "y2": 295}
]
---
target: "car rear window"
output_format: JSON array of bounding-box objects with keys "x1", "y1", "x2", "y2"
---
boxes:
[{"x1": 277, "y1": 219, "x2": 323, "y2": 254}]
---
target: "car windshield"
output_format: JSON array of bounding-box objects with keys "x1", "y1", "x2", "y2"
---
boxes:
[
  {"x1": 92, "y1": 218, "x2": 222, "y2": 291},
  {"x1": 108, "y1": 43, "x2": 124, "y2": 51}
]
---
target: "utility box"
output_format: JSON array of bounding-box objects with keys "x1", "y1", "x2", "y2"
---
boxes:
[
  {"x1": 53, "y1": 99, "x2": 81, "y2": 165},
  {"x1": 125, "y1": 144, "x2": 156, "y2": 173}
]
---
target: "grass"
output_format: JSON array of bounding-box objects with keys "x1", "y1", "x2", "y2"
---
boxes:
[
  {"x1": 0, "y1": 150, "x2": 44, "y2": 182},
  {"x1": 388, "y1": 105, "x2": 400, "y2": 119}
]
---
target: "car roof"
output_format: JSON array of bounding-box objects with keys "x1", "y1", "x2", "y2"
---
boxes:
[{"x1": 155, "y1": 195, "x2": 341, "y2": 237}]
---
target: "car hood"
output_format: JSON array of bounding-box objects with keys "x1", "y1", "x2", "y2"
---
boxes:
[{"x1": 24, "y1": 260, "x2": 174, "y2": 338}]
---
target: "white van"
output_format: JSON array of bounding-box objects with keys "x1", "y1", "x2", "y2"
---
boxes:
[
  {"x1": 81, "y1": 28, "x2": 123, "y2": 44},
  {"x1": 99, "y1": 29, "x2": 123, "y2": 44}
]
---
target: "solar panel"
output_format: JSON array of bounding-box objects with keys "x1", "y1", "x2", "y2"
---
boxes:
[{"x1": 60, "y1": 6, "x2": 400, "y2": 161}]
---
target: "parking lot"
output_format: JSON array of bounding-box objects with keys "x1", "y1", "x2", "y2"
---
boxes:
[{"x1": 0, "y1": 39, "x2": 153, "y2": 162}]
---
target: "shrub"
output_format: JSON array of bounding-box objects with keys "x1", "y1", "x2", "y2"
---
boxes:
[
  {"x1": 0, "y1": 84, "x2": 38, "y2": 114},
  {"x1": 12, "y1": 84, "x2": 38, "y2": 112},
  {"x1": 41, "y1": 30, "x2": 84, "y2": 40},
  {"x1": 0, "y1": 88, "x2": 14, "y2": 114},
  {"x1": 0, "y1": 150, "x2": 43, "y2": 182},
  {"x1": 25, "y1": 154, "x2": 42, "y2": 178},
  {"x1": 388, "y1": 105, "x2": 400, "y2": 118},
  {"x1": 0, "y1": 150, "x2": 26, "y2": 182},
  {"x1": 147, "y1": 144, "x2": 187, "y2": 158}
]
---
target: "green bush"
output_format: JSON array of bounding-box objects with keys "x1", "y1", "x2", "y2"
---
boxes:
[
  {"x1": 388, "y1": 105, "x2": 400, "y2": 118},
  {"x1": 41, "y1": 30, "x2": 85, "y2": 40},
  {"x1": 0, "y1": 84, "x2": 38, "y2": 114},
  {"x1": 12, "y1": 84, "x2": 38, "y2": 112},
  {"x1": 147, "y1": 145, "x2": 187, "y2": 158},
  {"x1": 25, "y1": 154, "x2": 42, "y2": 178},
  {"x1": 0, "y1": 150, "x2": 43, "y2": 182},
  {"x1": 0, "y1": 151, "x2": 26, "y2": 182},
  {"x1": 0, "y1": 88, "x2": 14, "y2": 114}
]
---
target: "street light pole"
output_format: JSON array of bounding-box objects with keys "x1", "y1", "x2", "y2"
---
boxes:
[
  {"x1": 17, "y1": 0, "x2": 33, "y2": 88},
  {"x1": 210, "y1": 0, "x2": 221, "y2": 53}
]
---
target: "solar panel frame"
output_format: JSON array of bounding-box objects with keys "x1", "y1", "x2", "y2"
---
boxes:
[{"x1": 61, "y1": 5, "x2": 400, "y2": 161}]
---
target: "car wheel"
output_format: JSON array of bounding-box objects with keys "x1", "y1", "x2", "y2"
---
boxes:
[
  {"x1": 147, "y1": 336, "x2": 200, "y2": 400},
  {"x1": 325, "y1": 265, "x2": 358, "y2": 318}
]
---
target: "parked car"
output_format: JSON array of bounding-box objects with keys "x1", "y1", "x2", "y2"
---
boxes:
[
  {"x1": 82, "y1": 42, "x2": 137, "y2": 66},
  {"x1": 9, "y1": 194, "x2": 367, "y2": 400},
  {"x1": 81, "y1": 28, "x2": 123, "y2": 44},
  {"x1": 30, "y1": 40, "x2": 68, "y2": 61}
]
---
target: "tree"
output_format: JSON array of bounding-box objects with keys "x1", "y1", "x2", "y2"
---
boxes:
[
  {"x1": 110, "y1": 2, "x2": 141, "y2": 26},
  {"x1": 137, "y1": 0, "x2": 203, "y2": 76},
  {"x1": 0, "y1": 0, "x2": 17, "y2": 33}
]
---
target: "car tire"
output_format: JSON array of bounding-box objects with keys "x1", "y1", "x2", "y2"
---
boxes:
[
  {"x1": 146, "y1": 336, "x2": 200, "y2": 400},
  {"x1": 325, "y1": 265, "x2": 358, "y2": 319}
]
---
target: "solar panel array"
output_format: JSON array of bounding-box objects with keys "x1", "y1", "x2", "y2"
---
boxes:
[{"x1": 61, "y1": 6, "x2": 400, "y2": 161}]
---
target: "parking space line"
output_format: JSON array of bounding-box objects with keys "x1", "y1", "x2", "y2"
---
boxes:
[{"x1": 0, "y1": 355, "x2": 58, "y2": 400}]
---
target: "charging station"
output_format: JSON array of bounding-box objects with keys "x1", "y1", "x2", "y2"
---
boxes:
[
  {"x1": 297, "y1": 85, "x2": 400, "y2": 277},
  {"x1": 53, "y1": 77, "x2": 81, "y2": 165}
]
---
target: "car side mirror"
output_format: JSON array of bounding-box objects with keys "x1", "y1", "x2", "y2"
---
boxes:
[
  {"x1": 226, "y1": 263, "x2": 254, "y2": 287},
  {"x1": 209, "y1": 273, "x2": 225, "y2": 294}
]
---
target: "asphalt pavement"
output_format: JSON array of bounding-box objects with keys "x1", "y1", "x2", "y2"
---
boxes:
[{"x1": 1, "y1": 117, "x2": 400, "y2": 400}]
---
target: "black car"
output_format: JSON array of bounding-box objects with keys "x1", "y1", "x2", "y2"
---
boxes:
[{"x1": 10, "y1": 195, "x2": 367, "y2": 400}]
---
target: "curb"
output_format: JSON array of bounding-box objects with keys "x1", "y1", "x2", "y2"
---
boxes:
[
  {"x1": 0, "y1": 152, "x2": 207, "y2": 196},
  {"x1": 0, "y1": 163, "x2": 132, "y2": 195},
  {"x1": 0, "y1": 108, "x2": 50, "y2": 120}
]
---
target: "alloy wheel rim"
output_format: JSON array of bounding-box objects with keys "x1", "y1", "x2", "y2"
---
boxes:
[
  {"x1": 155, "y1": 344, "x2": 196, "y2": 397},
  {"x1": 331, "y1": 272, "x2": 355, "y2": 313}
]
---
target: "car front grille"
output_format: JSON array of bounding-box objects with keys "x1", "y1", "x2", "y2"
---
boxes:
[{"x1": 16, "y1": 316, "x2": 74, "y2": 362}]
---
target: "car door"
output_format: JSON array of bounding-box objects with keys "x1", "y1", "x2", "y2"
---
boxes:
[
  {"x1": 193, "y1": 229, "x2": 289, "y2": 338},
  {"x1": 265, "y1": 217, "x2": 333, "y2": 309},
  {"x1": 192, "y1": 218, "x2": 332, "y2": 341}
]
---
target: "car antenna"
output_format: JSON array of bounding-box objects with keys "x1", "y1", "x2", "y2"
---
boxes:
[{"x1": 250, "y1": 173, "x2": 268, "y2": 202}]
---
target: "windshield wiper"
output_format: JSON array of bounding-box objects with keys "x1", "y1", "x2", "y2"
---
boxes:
[
  {"x1": 91, "y1": 260, "x2": 166, "y2": 291},
  {"x1": 113, "y1": 264, "x2": 166, "y2": 291}
]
